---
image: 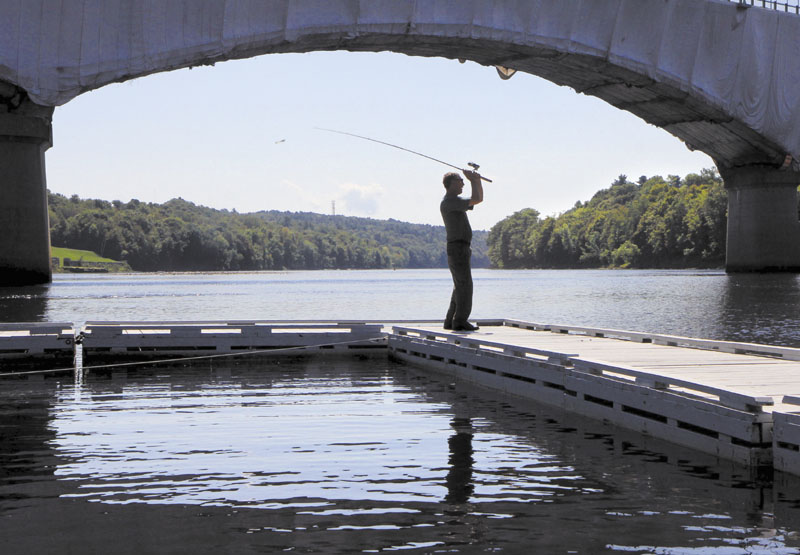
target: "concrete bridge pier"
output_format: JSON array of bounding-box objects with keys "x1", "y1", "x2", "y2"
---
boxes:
[
  {"x1": 0, "y1": 90, "x2": 54, "y2": 286},
  {"x1": 720, "y1": 165, "x2": 800, "y2": 273}
]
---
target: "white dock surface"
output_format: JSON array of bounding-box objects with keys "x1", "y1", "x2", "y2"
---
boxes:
[
  {"x1": 400, "y1": 321, "x2": 800, "y2": 412},
  {"x1": 528, "y1": 330, "x2": 791, "y2": 406},
  {"x1": 388, "y1": 320, "x2": 800, "y2": 474}
]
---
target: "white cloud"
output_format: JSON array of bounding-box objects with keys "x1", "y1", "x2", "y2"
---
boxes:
[
  {"x1": 336, "y1": 182, "x2": 385, "y2": 217},
  {"x1": 268, "y1": 179, "x2": 327, "y2": 213}
]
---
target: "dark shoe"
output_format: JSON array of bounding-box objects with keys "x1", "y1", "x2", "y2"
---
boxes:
[
  {"x1": 443, "y1": 322, "x2": 453, "y2": 330},
  {"x1": 452, "y1": 322, "x2": 479, "y2": 332}
]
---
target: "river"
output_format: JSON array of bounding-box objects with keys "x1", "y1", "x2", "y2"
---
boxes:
[
  {"x1": 3, "y1": 268, "x2": 800, "y2": 346},
  {"x1": 2, "y1": 269, "x2": 800, "y2": 553}
]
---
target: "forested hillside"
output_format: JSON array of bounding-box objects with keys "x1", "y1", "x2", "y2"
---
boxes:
[
  {"x1": 488, "y1": 169, "x2": 727, "y2": 269},
  {"x1": 49, "y1": 168, "x2": 732, "y2": 273},
  {"x1": 48, "y1": 193, "x2": 490, "y2": 271}
]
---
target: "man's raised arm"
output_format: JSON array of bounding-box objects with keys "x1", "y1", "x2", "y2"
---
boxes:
[{"x1": 464, "y1": 170, "x2": 483, "y2": 206}]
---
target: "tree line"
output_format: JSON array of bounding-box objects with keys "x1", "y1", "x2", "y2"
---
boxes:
[
  {"x1": 49, "y1": 167, "x2": 731, "y2": 273},
  {"x1": 48, "y1": 193, "x2": 490, "y2": 271},
  {"x1": 487, "y1": 169, "x2": 728, "y2": 269}
]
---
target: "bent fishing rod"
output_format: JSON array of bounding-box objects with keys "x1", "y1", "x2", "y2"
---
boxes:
[{"x1": 315, "y1": 127, "x2": 493, "y2": 183}]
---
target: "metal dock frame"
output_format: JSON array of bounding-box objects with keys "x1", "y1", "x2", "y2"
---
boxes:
[
  {"x1": 388, "y1": 322, "x2": 774, "y2": 469},
  {"x1": 0, "y1": 322, "x2": 75, "y2": 369},
  {"x1": 80, "y1": 320, "x2": 386, "y2": 362}
]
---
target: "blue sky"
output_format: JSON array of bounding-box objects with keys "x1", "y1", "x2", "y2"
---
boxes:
[{"x1": 46, "y1": 51, "x2": 713, "y2": 231}]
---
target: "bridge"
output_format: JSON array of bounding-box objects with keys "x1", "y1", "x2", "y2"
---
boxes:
[{"x1": 2, "y1": 0, "x2": 800, "y2": 284}]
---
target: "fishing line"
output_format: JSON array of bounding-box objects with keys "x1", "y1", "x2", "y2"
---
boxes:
[
  {"x1": 0, "y1": 336, "x2": 386, "y2": 379},
  {"x1": 316, "y1": 127, "x2": 493, "y2": 183}
]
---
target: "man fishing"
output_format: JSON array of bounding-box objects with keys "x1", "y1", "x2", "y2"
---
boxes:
[
  {"x1": 441, "y1": 169, "x2": 483, "y2": 332},
  {"x1": 316, "y1": 127, "x2": 491, "y2": 331}
]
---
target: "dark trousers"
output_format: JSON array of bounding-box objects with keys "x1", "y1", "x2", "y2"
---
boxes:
[{"x1": 445, "y1": 241, "x2": 472, "y2": 326}]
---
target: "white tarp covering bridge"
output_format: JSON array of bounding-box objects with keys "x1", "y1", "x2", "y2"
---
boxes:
[{"x1": 2, "y1": 0, "x2": 800, "y2": 170}]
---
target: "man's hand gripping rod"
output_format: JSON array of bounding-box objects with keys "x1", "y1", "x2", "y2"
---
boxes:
[{"x1": 316, "y1": 127, "x2": 493, "y2": 183}]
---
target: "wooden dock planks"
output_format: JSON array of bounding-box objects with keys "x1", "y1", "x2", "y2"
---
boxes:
[{"x1": 387, "y1": 320, "x2": 800, "y2": 475}]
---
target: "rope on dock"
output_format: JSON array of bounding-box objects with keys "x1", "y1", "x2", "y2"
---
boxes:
[{"x1": 0, "y1": 336, "x2": 387, "y2": 379}]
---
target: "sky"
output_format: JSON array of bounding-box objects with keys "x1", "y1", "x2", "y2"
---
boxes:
[{"x1": 45, "y1": 50, "x2": 714, "y2": 231}]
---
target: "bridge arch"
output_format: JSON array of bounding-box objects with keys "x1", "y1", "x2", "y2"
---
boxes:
[{"x1": 1, "y1": 0, "x2": 800, "y2": 283}]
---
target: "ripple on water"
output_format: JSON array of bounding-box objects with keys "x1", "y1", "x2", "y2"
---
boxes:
[{"x1": 1, "y1": 357, "x2": 800, "y2": 553}]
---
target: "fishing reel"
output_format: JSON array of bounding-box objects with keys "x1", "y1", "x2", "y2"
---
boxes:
[{"x1": 466, "y1": 162, "x2": 492, "y2": 183}]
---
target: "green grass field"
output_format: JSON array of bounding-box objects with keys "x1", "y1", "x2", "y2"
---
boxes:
[
  {"x1": 51, "y1": 246, "x2": 118, "y2": 263},
  {"x1": 51, "y1": 246, "x2": 131, "y2": 272}
]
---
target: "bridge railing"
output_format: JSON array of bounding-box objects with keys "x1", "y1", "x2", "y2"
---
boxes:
[{"x1": 731, "y1": 0, "x2": 800, "y2": 14}]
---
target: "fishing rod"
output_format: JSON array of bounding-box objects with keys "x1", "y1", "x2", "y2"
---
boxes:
[{"x1": 315, "y1": 127, "x2": 493, "y2": 183}]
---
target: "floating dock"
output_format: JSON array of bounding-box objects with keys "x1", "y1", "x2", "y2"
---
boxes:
[
  {"x1": 2, "y1": 318, "x2": 800, "y2": 477},
  {"x1": 79, "y1": 320, "x2": 386, "y2": 362},
  {"x1": 0, "y1": 322, "x2": 75, "y2": 368},
  {"x1": 387, "y1": 319, "x2": 800, "y2": 477}
]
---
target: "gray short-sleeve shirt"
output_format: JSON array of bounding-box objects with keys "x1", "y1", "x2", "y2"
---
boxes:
[{"x1": 440, "y1": 195, "x2": 473, "y2": 243}]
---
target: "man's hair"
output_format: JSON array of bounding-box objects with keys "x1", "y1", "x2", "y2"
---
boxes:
[{"x1": 443, "y1": 172, "x2": 461, "y2": 189}]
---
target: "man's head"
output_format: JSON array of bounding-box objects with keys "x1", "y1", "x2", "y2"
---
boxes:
[{"x1": 443, "y1": 172, "x2": 464, "y2": 192}]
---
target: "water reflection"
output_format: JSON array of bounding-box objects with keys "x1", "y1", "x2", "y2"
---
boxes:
[
  {"x1": 0, "y1": 382, "x2": 58, "y2": 491},
  {"x1": 1, "y1": 358, "x2": 800, "y2": 552},
  {"x1": 0, "y1": 284, "x2": 49, "y2": 322},
  {"x1": 720, "y1": 274, "x2": 800, "y2": 346},
  {"x1": 6, "y1": 268, "x2": 800, "y2": 552},
  {"x1": 444, "y1": 416, "x2": 474, "y2": 505}
]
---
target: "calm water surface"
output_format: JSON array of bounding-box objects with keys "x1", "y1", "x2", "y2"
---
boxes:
[
  {"x1": 2, "y1": 269, "x2": 800, "y2": 553},
  {"x1": 3, "y1": 268, "x2": 800, "y2": 345}
]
